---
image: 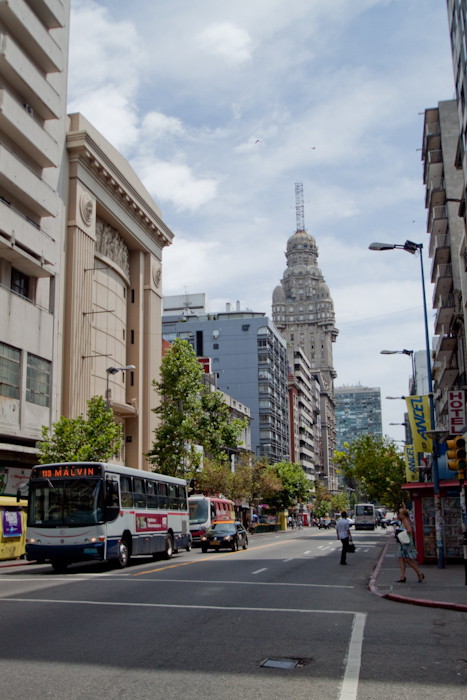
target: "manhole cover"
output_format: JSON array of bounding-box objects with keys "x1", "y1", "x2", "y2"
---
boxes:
[{"x1": 261, "y1": 658, "x2": 299, "y2": 669}]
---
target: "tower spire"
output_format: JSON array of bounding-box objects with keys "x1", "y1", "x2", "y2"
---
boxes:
[{"x1": 295, "y1": 182, "x2": 305, "y2": 232}]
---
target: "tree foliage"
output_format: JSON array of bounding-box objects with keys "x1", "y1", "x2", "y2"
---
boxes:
[
  {"x1": 330, "y1": 492, "x2": 349, "y2": 514},
  {"x1": 147, "y1": 338, "x2": 247, "y2": 478},
  {"x1": 314, "y1": 480, "x2": 332, "y2": 508},
  {"x1": 264, "y1": 460, "x2": 310, "y2": 511},
  {"x1": 333, "y1": 434, "x2": 406, "y2": 510},
  {"x1": 38, "y1": 396, "x2": 122, "y2": 464}
]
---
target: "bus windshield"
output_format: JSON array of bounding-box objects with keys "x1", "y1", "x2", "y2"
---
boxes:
[
  {"x1": 189, "y1": 500, "x2": 209, "y2": 525},
  {"x1": 28, "y1": 479, "x2": 104, "y2": 527}
]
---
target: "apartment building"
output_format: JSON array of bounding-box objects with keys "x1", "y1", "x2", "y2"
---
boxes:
[
  {"x1": 162, "y1": 305, "x2": 289, "y2": 463},
  {"x1": 334, "y1": 385, "x2": 383, "y2": 452},
  {"x1": 422, "y1": 100, "x2": 466, "y2": 428},
  {"x1": 0, "y1": 0, "x2": 70, "y2": 475}
]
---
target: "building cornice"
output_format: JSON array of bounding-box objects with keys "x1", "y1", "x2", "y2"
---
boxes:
[{"x1": 66, "y1": 131, "x2": 174, "y2": 249}]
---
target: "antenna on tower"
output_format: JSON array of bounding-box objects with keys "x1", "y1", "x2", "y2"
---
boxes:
[{"x1": 295, "y1": 182, "x2": 305, "y2": 232}]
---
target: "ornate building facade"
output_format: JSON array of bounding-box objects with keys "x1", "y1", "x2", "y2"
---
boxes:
[{"x1": 272, "y1": 228, "x2": 339, "y2": 490}]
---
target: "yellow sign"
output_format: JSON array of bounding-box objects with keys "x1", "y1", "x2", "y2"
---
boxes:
[
  {"x1": 403, "y1": 445, "x2": 418, "y2": 483},
  {"x1": 405, "y1": 396, "x2": 433, "y2": 453}
]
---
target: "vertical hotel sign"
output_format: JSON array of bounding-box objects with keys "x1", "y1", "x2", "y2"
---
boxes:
[
  {"x1": 448, "y1": 390, "x2": 465, "y2": 434},
  {"x1": 405, "y1": 396, "x2": 433, "y2": 453}
]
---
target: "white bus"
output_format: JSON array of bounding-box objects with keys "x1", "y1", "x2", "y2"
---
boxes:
[
  {"x1": 25, "y1": 462, "x2": 191, "y2": 572},
  {"x1": 354, "y1": 503, "x2": 376, "y2": 531}
]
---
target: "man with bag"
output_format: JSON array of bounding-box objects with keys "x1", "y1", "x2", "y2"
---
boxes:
[{"x1": 336, "y1": 511, "x2": 353, "y2": 565}]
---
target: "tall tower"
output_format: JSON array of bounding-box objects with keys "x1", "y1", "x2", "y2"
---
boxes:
[{"x1": 272, "y1": 184, "x2": 339, "y2": 490}]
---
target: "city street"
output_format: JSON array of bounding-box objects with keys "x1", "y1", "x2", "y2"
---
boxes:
[{"x1": 0, "y1": 528, "x2": 466, "y2": 700}]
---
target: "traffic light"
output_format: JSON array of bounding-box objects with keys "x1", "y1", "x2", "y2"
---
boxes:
[{"x1": 446, "y1": 436, "x2": 467, "y2": 471}]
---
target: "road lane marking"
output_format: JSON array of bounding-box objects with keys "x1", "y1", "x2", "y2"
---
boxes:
[
  {"x1": 303, "y1": 550, "x2": 311, "y2": 554},
  {"x1": 0, "y1": 597, "x2": 366, "y2": 697},
  {"x1": 252, "y1": 568, "x2": 267, "y2": 575},
  {"x1": 339, "y1": 612, "x2": 366, "y2": 700},
  {"x1": 132, "y1": 538, "x2": 314, "y2": 576},
  {"x1": 0, "y1": 576, "x2": 354, "y2": 588},
  {"x1": 282, "y1": 558, "x2": 294, "y2": 562}
]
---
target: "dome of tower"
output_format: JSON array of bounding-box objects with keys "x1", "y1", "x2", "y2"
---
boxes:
[
  {"x1": 286, "y1": 230, "x2": 317, "y2": 253},
  {"x1": 272, "y1": 285, "x2": 285, "y2": 303}
]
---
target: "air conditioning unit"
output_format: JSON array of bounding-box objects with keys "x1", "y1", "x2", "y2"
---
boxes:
[
  {"x1": 24, "y1": 103, "x2": 34, "y2": 116},
  {"x1": 212, "y1": 330, "x2": 219, "y2": 339}
]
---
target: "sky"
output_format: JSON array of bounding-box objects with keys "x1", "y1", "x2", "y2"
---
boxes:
[{"x1": 67, "y1": 0, "x2": 455, "y2": 441}]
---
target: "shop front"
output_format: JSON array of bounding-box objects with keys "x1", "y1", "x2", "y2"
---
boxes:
[{"x1": 402, "y1": 480, "x2": 465, "y2": 564}]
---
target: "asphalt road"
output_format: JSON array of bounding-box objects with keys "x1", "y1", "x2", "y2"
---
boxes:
[{"x1": 0, "y1": 528, "x2": 466, "y2": 700}]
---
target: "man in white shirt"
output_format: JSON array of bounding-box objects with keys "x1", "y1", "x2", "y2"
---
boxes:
[{"x1": 336, "y1": 511, "x2": 352, "y2": 565}]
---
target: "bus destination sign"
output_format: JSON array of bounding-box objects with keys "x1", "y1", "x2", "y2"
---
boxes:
[{"x1": 32, "y1": 465, "x2": 102, "y2": 479}]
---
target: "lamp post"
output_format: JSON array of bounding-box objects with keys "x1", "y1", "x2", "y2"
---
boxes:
[
  {"x1": 370, "y1": 239, "x2": 444, "y2": 568},
  {"x1": 381, "y1": 349, "x2": 416, "y2": 394},
  {"x1": 106, "y1": 365, "x2": 136, "y2": 413}
]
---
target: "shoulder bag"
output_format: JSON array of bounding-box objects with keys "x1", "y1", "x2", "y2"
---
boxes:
[{"x1": 396, "y1": 528, "x2": 410, "y2": 545}]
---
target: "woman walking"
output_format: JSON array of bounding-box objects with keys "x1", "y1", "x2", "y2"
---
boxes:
[{"x1": 395, "y1": 508, "x2": 424, "y2": 583}]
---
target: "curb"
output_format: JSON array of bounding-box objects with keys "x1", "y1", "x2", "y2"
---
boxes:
[
  {"x1": 0, "y1": 559, "x2": 34, "y2": 569},
  {"x1": 369, "y1": 535, "x2": 467, "y2": 613}
]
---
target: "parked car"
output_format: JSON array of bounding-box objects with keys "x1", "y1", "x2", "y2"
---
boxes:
[{"x1": 201, "y1": 520, "x2": 248, "y2": 552}]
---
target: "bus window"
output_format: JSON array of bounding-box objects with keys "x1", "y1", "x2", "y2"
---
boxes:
[
  {"x1": 179, "y1": 486, "x2": 187, "y2": 511},
  {"x1": 105, "y1": 479, "x2": 119, "y2": 521},
  {"x1": 168, "y1": 484, "x2": 179, "y2": 510},
  {"x1": 146, "y1": 481, "x2": 158, "y2": 509},
  {"x1": 133, "y1": 478, "x2": 146, "y2": 508},
  {"x1": 158, "y1": 482, "x2": 168, "y2": 509},
  {"x1": 121, "y1": 476, "x2": 133, "y2": 508}
]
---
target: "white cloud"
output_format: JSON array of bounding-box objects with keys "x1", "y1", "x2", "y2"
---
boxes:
[
  {"x1": 141, "y1": 112, "x2": 185, "y2": 139},
  {"x1": 134, "y1": 160, "x2": 218, "y2": 212},
  {"x1": 196, "y1": 22, "x2": 254, "y2": 64}
]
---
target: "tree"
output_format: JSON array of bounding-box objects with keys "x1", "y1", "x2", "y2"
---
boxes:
[
  {"x1": 195, "y1": 458, "x2": 232, "y2": 496},
  {"x1": 314, "y1": 479, "x2": 332, "y2": 508},
  {"x1": 38, "y1": 396, "x2": 122, "y2": 464},
  {"x1": 330, "y1": 492, "x2": 349, "y2": 514},
  {"x1": 333, "y1": 434, "x2": 406, "y2": 511},
  {"x1": 264, "y1": 461, "x2": 310, "y2": 511},
  {"x1": 146, "y1": 338, "x2": 247, "y2": 478},
  {"x1": 230, "y1": 452, "x2": 282, "y2": 506}
]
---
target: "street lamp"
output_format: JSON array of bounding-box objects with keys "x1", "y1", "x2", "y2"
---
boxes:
[
  {"x1": 380, "y1": 349, "x2": 416, "y2": 393},
  {"x1": 370, "y1": 239, "x2": 444, "y2": 568},
  {"x1": 106, "y1": 365, "x2": 136, "y2": 412}
]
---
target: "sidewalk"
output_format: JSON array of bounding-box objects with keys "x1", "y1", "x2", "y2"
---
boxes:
[{"x1": 370, "y1": 533, "x2": 467, "y2": 612}]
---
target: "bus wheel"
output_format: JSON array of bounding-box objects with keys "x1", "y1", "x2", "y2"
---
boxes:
[
  {"x1": 164, "y1": 534, "x2": 174, "y2": 560},
  {"x1": 115, "y1": 538, "x2": 130, "y2": 569},
  {"x1": 51, "y1": 560, "x2": 68, "y2": 574}
]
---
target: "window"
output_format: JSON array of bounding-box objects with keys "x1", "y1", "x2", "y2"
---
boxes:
[
  {"x1": 213, "y1": 343, "x2": 219, "y2": 349},
  {"x1": 26, "y1": 354, "x2": 50, "y2": 407},
  {"x1": 11, "y1": 268, "x2": 30, "y2": 299},
  {"x1": 146, "y1": 481, "x2": 158, "y2": 509},
  {"x1": 0, "y1": 343, "x2": 21, "y2": 399},
  {"x1": 121, "y1": 477, "x2": 133, "y2": 508},
  {"x1": 157, "y1": 482, "x2": 169, "y2": 509},
  {"x1": 133, "y1": 478, "x2": 146, "y2": 508}
]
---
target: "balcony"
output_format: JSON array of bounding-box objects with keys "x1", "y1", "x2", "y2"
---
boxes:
[
  {"x1": 423, "y1": 149, "x2": 443, "y2": 185},
  {"x1": 0, "y1": 198, "x2": 55, "y2": 263},
  {"x1": 423, "y1": 121, "x2": 441, "y2": 161},
  {"x1": 0, "y1": 88, "x2": 58, "y2": 167},
  {"x1": 427, "y1": 204, "x2": 448, "y2": 237},
  {"x1": 0, "y1": 33, "x2": 61, "y2": 120},
  {"x1": 432, "y1": 263, "x2": 452, "y2": 306},
  {"x1": 425, "y1": 176, "x2": 446, "y2": 210},
  {"x1": 27, "y1": 0, "x2": 65, "y2": 28},
  {"x1": 434, "y1": 332, "x2": 457, "y2": 362},
  {"x1": 430, "y1": 234, "x2": 451, "y2": 281},
  {"x1": 434, "y1": 294, "x2": 455, "y2": 335},
  {"x1": 0, "y1": 142, "x2": 57, "y2": 217},
  {"x1": 0, "y1": 0, "x2": 63, "y2": 73},
  {"x1": 436, "y1": 355, "x2": 459, "y2": 390}
]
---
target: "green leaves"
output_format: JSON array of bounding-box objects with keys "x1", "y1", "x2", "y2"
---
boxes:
[
  {"x1": 38, "y1": 396, "x2": 122, "y2": 464},
  {"x1": 333, "y1": 434, "x2": 406, "y2": 510},
  {"x1": 147, "y1": 338, "x2": 247, "y2": 478}
]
